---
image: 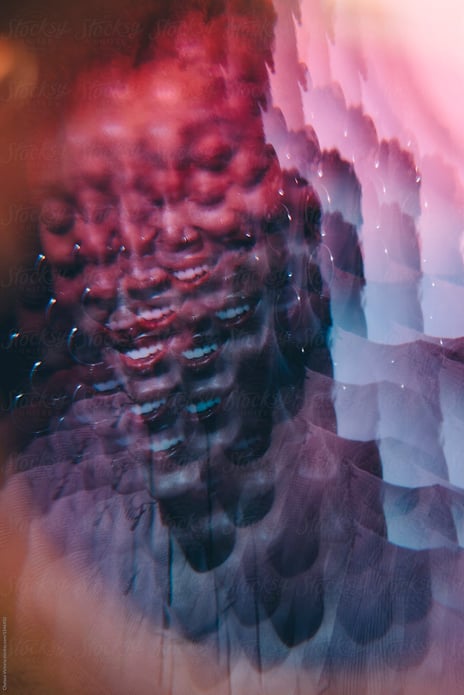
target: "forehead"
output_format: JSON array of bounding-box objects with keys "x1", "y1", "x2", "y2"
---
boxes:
[{"x1": 56, "y1": 59, "x2": 265, "y2": 186}]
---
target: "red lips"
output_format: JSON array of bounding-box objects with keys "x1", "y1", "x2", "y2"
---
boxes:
[{"x1": 117, "y1": 333, "x2": 171, "y2": 374}]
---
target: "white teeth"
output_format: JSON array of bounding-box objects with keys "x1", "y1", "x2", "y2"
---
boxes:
[
  {"x1": 94, "y1": 380, "x2": 120, "y2": 392},
  {"x1": 131, "y1": 398, "x2": 166, "y2": 416},
  {"x1": 124, "y1": 343, "x2": 162, "y2": 361},
  {"x1": 216, "y1": 304, "x2": 250, "y2": 321},
  {"x1": 182, "y1": 343, "x2": 218, "y2": 360},
  {"x1": 186, "y1": 397, "x2": 221, "y2": 414},
  {"x1": 173, "y1": 264, "x2": 208, "y2": 282},
  {"x1": 138, "y1": 306, "x2": 174, "y2": 321},
  {"x1": 150, "y1": 435, "x2": 184, "y2": 453}
]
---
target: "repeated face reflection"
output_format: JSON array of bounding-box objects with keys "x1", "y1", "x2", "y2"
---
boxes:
[{"x1": 37, "y1": 60, "x2": 301, "y2": 474}]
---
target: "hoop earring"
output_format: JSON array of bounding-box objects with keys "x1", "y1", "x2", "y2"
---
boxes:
[{"x1": 67, "y1": 326, "x2": 105, "y2": 367}]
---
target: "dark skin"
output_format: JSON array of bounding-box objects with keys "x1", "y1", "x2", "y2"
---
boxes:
[{"x1": 38, "y1": 58, "x2": 286, "y2": 461}]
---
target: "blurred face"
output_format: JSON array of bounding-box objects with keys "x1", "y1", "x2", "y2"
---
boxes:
[{"x1": 38, "y1": 58, "x2": 288, "y2": 475}]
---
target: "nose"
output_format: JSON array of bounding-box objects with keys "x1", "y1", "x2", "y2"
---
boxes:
[
  {"x1": 156, "y1": 205, "x2": 203, "y2": 254},
  {"x1": 117, "y1": 200, "x2": 157, "y2": 258},
  {"x1": 74, "y1": 215, "x2": 118, "y2": 264},
  {"x1": 120, "y1": 220, "x2": 156, "y2": 259},
  {"x1": 163, "y1": 167, "x2": 184, "y2": 205}
]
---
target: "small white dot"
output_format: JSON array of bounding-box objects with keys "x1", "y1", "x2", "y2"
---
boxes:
[{"x1": 400, "y1": 384, "x2": 405, "y2": 389}]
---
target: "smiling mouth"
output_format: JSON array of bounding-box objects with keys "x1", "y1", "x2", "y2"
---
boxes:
[
  {"x1": 131, "y1": 397, "x2": 167, "y2": 417},
  {"x1": 150, "y1": 434, "x2": 185, "y2": 454},
  {"x1": 93, "y1": 379, "x2": 121, "y2": 393},
  {"x1": 148, "y1": 414, "x2": 188, "y2": 458},
  {"x1": 182, "y1": 343, "x2": 218, "y2": 360},
  {"x1": 185, "y1": 396, "x2": 222, "y2": 417},
  {"x1": 117, "y1": 334, "x2": 170, "y2": 373},
  {"x1": 125, "y1": 343, "x2": 163, "y2": 360},
  {"x1": 214, "y1": 296, "x2": 260, "y2": 327},
  {"x1": 216, "y1": 304, "x2": 250, "y2": 321},
  {"x1": 173, "y1": 264, "x2": 209, "y2": 282},
  {"x1": 180, "y1": 339, "x2": 222, "y2": 370},
  {"x1": 136, "y1": 305, "x2": 176, "y2": 326},
  {"x1": 169, "y1": 262, "x2": 216, "y2": 290}
]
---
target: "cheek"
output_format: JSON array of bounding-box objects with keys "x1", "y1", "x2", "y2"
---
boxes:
[
  {"x1": 187, "y1": 170, "x2": 229, "y2": 205},
  {"x1": 230, "y1": 144, "x2": 277, "y2": 189},
  {"x1": 52, "y1": 272, "x2": 86, "y2": 309},
  {"x1": 40, "y1": 227, "x2": 78, "y2": 265},
  {"x1": 40, "y1": 225, "x2": 85, "y2": 307},
  {"x1": 226, "y1": 155, "x2": 282, "y2": 219}
]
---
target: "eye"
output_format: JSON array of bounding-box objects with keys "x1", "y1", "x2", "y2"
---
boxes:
[
  {"x1": 193, "y1": 145, "x2": 233, "y2": 173},
  {"x1": 40, "y1": 198, "x2": 74, "y2": 235},
  {"x1": 190, "y1": 190, "x2": 225, "y2": 207},
  {"x1": 90, "y1": 203, "x2": 115, "y2": 225},
  {"x1": 54, "y1": 262, "x2": 84, "y2": 280},
  {"x1": 151, "y1": 197, "x2": 165, "y2": 208},
  {"x1": 126, "y1": 198, "x2": 163, "y2": 224}
]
